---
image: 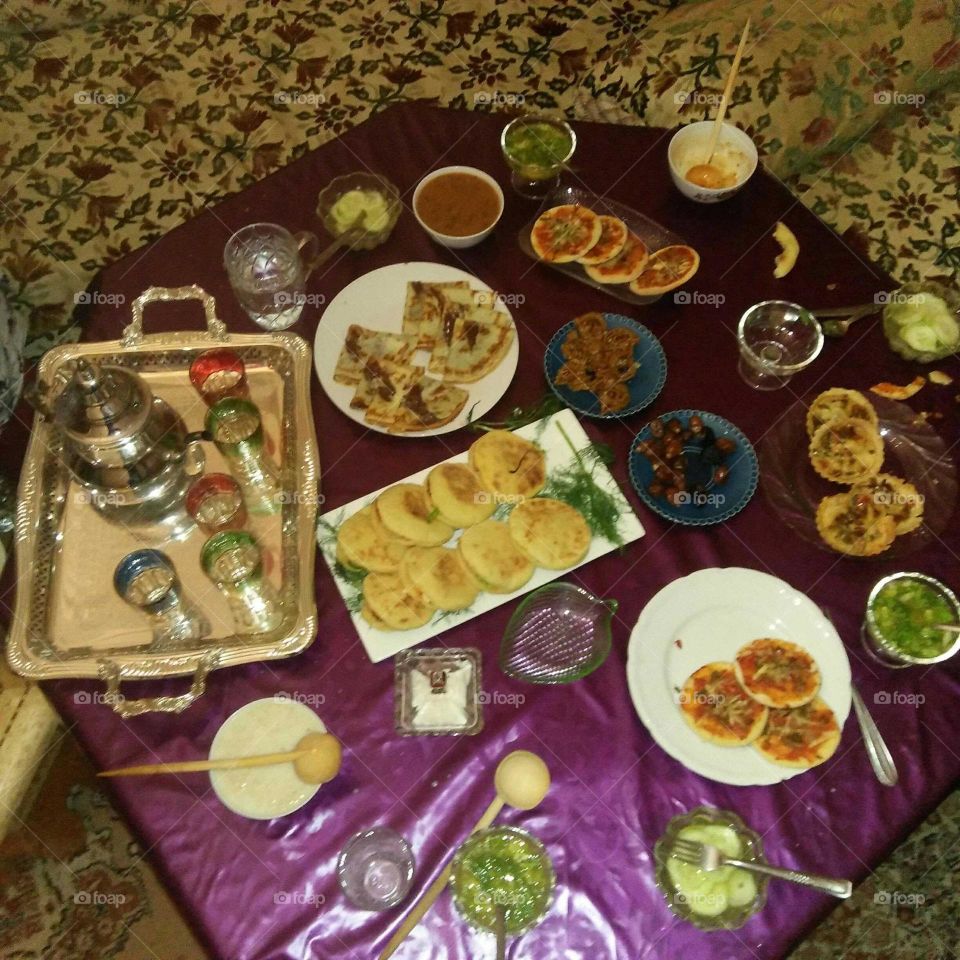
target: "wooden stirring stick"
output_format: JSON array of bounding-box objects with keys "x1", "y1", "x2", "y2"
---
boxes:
[
  {"x1": 98, "y1": 746, "x2": 318, "y2": 778},
  {"x1": 703, "y1": 17, "x2": 751, "y2": 165}
]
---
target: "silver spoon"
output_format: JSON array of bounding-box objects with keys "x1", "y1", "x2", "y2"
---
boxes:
[
  {"x1": 813, "y1": 302, "x2": 879, "y2": 337},
  {"x1": 821, "y1": 608, "x2": 898, "y2": 787},
  {"x1": 850, "y1": 685, "x2": 898, "y2": 787}
]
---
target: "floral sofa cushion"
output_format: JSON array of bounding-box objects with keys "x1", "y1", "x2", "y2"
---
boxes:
[{"x1": 578, "y1": 0, "x2": 960, "y2": 177}]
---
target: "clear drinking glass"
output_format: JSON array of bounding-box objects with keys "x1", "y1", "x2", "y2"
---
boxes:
[
  {"x1": 223, "y1": 223, "x2": 319, "y2": 330},
  {"x1": 736, "y1": 301, "x2": 824, "y2": 390},
  {"x1": 114, "y1": 549, "x2": 210, "y2": 646},
  {"x1": 206, "y1": 398, "x2": 281, "y2": 515},
  {"x1": 500, "y1": 114, "x2": 577, "y2": 199},
  {"x1": 337, "y1": 828, "x2": 415, "y2": 911}
]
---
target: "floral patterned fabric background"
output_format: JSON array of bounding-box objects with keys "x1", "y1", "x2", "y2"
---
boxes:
[{"x1": 0, "y1": 0, "x2": 958, "y2": 357}]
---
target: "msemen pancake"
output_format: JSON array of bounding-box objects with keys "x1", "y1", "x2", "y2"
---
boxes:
[
  {"x1": 337, "y1": 504, "x2": 409, "y2": 573},
  {"x1": 507, "y1": 497, "x2": 591, "y2": 570},
  {"x1": 468, "y1": 431, "x2": 546, "y2": 498},
  {"x1": 458, "y1": 519, "x2": 534, "y2": 593},
  {"x1": 426, "y1": 463, "x2": 496, "y2": 528},
  {"x1": 400, "y1": 546, "x2": 480, "y2": 611},
  {"x1": 362, "y1": 571, "x2": 435, "y2": 630},
  {"x1": 375, "y1": 483, "x2": 454, "y2": 546}
]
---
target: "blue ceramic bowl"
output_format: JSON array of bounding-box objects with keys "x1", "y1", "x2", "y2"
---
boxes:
[
  {"x1": 628, "y1": 409, "x2": 758, "y2": 526},
  {"x1": 544, "y1": 314, "x2": 667, "y2": 419}
]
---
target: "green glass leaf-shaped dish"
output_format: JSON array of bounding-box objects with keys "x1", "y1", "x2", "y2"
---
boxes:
[{"x1": 499, "y1": 582, "x2": 617, "y2": 684}]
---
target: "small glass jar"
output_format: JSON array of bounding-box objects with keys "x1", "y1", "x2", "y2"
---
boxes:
[
  {"x1": 337, "y1": 828, "x2": 415, "y2": 910},
  {"x1": 206, "y1": 397, "x2": 281, "y2": 514},
  {"x1": 186, "y1": 473, "x2": 247, "y2": 533},
  {"x1": 201, "y1": 530, "x2": 283, "y2": 635},
  {"x1": 189, "y1": 348, "x2": 248, "y2": 405},
  {"x1": 114, "y1": 549, "x2": 209, "y2": 647}
]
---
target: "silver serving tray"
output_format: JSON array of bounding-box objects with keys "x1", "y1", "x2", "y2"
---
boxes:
[{"x1": 7, "y1": 286, "x2": 320, "y2": 716}]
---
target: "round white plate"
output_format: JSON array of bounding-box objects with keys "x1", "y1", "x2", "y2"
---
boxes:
[
  {"x1": 314, "y1": 261, "x2": 519, "y2": 436},
  {"x1": 209, "y1": 697, "x2": 327, "y2": 819},
  {"x1": 626, "y1": 567, "x2": 851, "y2": 786}
]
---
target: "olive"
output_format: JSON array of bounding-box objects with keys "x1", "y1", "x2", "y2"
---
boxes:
[
  {"x1": 666, "y1": 418, "x2": 683, "y2": 435},
  {"x1": 715, "y1": 436, "x2": 737, "y2": 455},
  {"x1": 713, "y1": 465, "x2": 730, "y2": 484},
  {"x1": 648, "y1": 418, "x2": 665, "y2": 438},
  {"x1": 648, "y1": 482, "x2": 664, "y2": 497}
]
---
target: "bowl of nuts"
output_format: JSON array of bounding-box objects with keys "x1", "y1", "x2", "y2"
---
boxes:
[{"x1": 628, "y1": 410, "x2": 759, "y2": 526}]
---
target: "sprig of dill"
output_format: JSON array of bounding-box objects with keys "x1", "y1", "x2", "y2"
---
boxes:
[
  {"x1": 539, "y1": 422, "x2": 626, "y2": 546},
  {"x1": 468, "y1": 393, "x2": 567, "y2": 433}
]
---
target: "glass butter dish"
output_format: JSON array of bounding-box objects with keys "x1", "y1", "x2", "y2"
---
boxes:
[{"x1": 395, "y1": 647, "x2": 482, "y2": 736}]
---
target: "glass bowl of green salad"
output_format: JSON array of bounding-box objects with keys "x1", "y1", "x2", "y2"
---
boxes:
[
  {"x1": 654, "y1": 806, "x2": 767, "y2": 931},
  {"x1": 863, "y1": 572, "x2": 960, "y2": 667},
  {"x1": 450, "y1": 826, "x2": 555, "y2": 938},
  {"x1": 882, "y1": 280, "x2": 960, "y2": 363},
  {"x1": 316, "y1": 172, "x2": 402, "y2": 249},
  {"x1": 500, "y1": 114, "x2": 576, "y2": 198}
]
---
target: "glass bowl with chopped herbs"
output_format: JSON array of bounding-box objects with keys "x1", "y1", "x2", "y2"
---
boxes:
[
  {"x1": 500, "y1": 114, "x2": 576, "y2": 198},
  {"x1": 863, "y1": 572, "x2": 960, "y2": 667},
  {"x1": 450, "y1": 826, "x2": 555, "y2": 937}
]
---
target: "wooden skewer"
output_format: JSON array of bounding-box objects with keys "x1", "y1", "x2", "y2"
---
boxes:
[
  {"x1": 704, "y1": 17, "x2": 751, "y2": 165},
  {"x1": 378, "y1": 795, "x2": 505, "y2": 960},
  {"x1": 98, "y1": 746, "x2": 317, "y2": 778}
]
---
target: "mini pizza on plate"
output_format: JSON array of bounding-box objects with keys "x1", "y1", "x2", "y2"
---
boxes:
[
  {"x1": 576, "y1": 214, "x2": 629, "y2": 265},
  {"x1": 530, "y1": 204, "x2": 603, "y2": 263},
  {"x1": 678, "y1": 662, "x2": 769, "y2": 747},
  {"x1": 734, "y1": 638, "x2": 821, "y2": 708},
  {"x1": 808, "y1": 416, "x2": 884, "y2": 484},
  {"x1": 753, "y1": 697, "x2": 841, "y2": 769},
  {"x1": 584, "y1": 232, "x2": 649, "y2": 284}
]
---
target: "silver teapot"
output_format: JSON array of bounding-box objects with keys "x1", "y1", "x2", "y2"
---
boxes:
[{"x1": 46, "y1": 358, "x2": 205, "y2": 539}]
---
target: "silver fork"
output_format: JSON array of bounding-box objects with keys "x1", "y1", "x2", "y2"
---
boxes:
[{"x1": 670, "y1": 839, "x2": 852, "y2": 898}]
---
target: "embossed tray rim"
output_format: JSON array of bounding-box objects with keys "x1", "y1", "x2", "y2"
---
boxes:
[{"x1": 7, "y1": 286, "x2": 320, "y2": 697}]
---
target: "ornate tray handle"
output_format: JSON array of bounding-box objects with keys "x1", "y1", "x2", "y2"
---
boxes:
[
  {"x1": 122, "y1": 285, "x2": 227, "y2": 347},
  {"x1": 98, "y1": 652, "x2": 220, "y2": 717}
]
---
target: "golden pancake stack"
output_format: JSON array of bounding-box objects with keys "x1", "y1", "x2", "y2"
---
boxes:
[
  {"x1": 806, "y1": 388, "x2": 924, "y2": 557},
  {"x1": 334, "y1": 430, "x2": 593, "y2": 631}
]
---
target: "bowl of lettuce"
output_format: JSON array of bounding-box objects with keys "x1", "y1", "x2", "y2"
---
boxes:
[{"x1": 883, "y1": 281, "x2": 960, "y2": 363}]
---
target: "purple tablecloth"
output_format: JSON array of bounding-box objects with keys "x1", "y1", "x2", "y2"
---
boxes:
[{"x1": 7, "y1": 103, "x2": 960, "y2": 960}]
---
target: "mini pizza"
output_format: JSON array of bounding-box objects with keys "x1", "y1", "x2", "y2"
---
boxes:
[
  {"x1": 734, "y1": 639, "x2": 820, "y2": 709},
  {"x1": 530, "y1": 204, "x2": 603, "y2": 263},
  {"x1": 629, "y1": 244, "x2": 699, "y2": 296},
  {"x1": 850, "y1": 472, "x2": 924, "y2": 536},
  {"x1": 678, "y1": 662, "x2": 769, "y2": 747},
  {"x1": 805, "y1": 387, "x2": 878, "y2": 439},
  {"x1": 577, "y1": 215, "x2": 629, "y2": 265},
  {"x1": 815, "y1": 490, "x2": 897, "y2": 557},
  {"x1": 584, "y1": 232, "x2": 650, "y2": 283},
  {"x1": 753, "y1": 697, "x2": 841, "y2": 769},
  {"x1": 808, "y1": 416, "x2": 884, "y2": 484}
]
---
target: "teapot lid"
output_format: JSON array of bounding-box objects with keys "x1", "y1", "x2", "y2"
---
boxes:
[{"x1": 52, "y1": 358, "x2": 151, "y2": 440}]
